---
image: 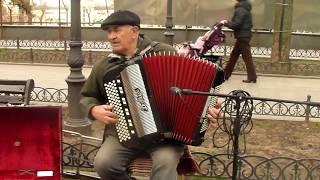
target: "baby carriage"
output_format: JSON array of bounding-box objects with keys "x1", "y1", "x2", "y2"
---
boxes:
[
  {"x1": 178, "y1": 22, "x2": 226, "y2": 86},
  {"x1": 178, "y1": 22, "x2": 225, "y2": 64}
]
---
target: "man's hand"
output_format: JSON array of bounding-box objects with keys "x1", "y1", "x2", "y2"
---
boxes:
[
  {"x1": 219, "y1": 20, "x2": 228, "y2": 25},
  {"x1": 91, "y1": 105, "x2": 118, "y2": 125},
  {"x1": 207, "y1": 102, "x2": 222, "y2": 128}
]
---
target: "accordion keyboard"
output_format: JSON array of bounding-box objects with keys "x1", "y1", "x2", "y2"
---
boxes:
[{"x1": 104, "y1": 79, "x2": 135, "y2": 143}]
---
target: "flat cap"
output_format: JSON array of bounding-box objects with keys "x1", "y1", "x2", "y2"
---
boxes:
[{"x1": 101, "y1": 10, "x2": 140, "y2": 30}]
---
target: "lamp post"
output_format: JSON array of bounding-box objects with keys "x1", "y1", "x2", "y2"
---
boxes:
[
  {"x1": 0, "y1": 0, "x2": 3, "y2": 38},
  {"x1": 65, "y1": 0, "x2": 90, "y2": 127},
  {"x1": 164, "y1": 0, "x2": 174, "y2": 45}
]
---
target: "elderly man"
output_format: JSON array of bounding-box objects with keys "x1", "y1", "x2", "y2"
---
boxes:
[{"x1": 80, "y1": 10, "x2": 220, "y2": 180}]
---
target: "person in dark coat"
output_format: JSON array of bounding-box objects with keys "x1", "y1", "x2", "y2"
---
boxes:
[{"x1": 220, "y1": 0, "x2": 257, "y2": 83}]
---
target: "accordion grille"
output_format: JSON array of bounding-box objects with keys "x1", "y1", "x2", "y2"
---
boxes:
[{"x1": 122, "y1": 64, "x2": 158, "y2": 136}]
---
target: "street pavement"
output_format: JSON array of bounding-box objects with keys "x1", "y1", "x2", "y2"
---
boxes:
[{"x1": 1, "y1": 63, "x2": 320, "y2": 102}]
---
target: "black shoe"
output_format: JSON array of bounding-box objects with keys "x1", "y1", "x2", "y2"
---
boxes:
[{"x1": 242, "y1": 79, "x2": 256, "y2": 83}]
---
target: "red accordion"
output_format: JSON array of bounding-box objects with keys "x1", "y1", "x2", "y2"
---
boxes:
[{"x1": 103, "y1": 54, "x2": 222, "y2": 146}]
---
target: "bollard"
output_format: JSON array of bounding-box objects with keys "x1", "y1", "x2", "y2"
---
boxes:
[
  {"x1": 88, "y1": 50, "x2": 93, "y2": 65},
  {"x1": 17, "y1": 38, "x2": 20, "y2": 49},
  {"x1": 30, "y1": 48, "x2": 34, "y2": 63},
  {"x1": 223, "y1": 43, "x2": 227, "y2": 57},
  {"x1": 64, "y1": 40, "x2": 67, "y2": 51},
  {"x1": 305, "y1": 95, "x2": 311, "y2": 122}
]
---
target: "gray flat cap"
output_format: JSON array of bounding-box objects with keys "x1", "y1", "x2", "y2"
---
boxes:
[{"x1": 101, "y1": 10, "x2": 140, "y2": 30}]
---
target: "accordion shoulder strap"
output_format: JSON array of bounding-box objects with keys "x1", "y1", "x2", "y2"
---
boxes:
[{"x1": 139, "y1": 41, "x2": 159, "y2": 56}]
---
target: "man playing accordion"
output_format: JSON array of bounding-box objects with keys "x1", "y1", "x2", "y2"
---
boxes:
[{"x1": 80, "y1": 10, "x2": 220, "y2": 180}]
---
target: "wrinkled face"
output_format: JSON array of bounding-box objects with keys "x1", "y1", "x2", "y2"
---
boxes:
[{"x1": 106, "y1": 25, "x2": 139, "y2": 56}]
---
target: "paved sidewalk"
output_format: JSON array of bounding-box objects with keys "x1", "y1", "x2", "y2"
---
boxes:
[{"x1": 1, "y1": 63, "x2": 320, "y2": 102}]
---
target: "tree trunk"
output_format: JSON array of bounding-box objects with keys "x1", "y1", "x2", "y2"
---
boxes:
[
  {"x1": 18, "y1": 7, "x2": 24, "y2": 23},
  {"x1": 27, "y1": 13, "x2": 32, "y2": 24},
  {"x1": 271, "y1": 0, "x2": 282, "y2": 63},
  {"x1": 0, "y1": 0, "x2": 3, "y2": 39},
  {"x1": 271, "y1": 0, "x2": 293, "y2": 63},
  {"x1": 280, "y1": 0, "x2": 293, "y2": 62}
]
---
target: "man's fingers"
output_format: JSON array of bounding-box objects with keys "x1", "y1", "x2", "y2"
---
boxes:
[
  {"x1": 106, "y1": 110, "x2": 118, "y2": 119},
  {"x1": 209, "y1": 118, "x2": 218, "y2": 128},
  {"x1": 208, "y1": 108, "x2": 218, "y2": 119},
  {"x1": 101, "y1": 111, "x2": 118, "y2": 124},
  {"x1": 102, "y1": 104, "x2": 114, "y2": 110},
  {"x1": 214, "y1": 101, "x2": 222, "y2": 109},
  {"x1": 103, "y1": 116, "x2": 118, "y2": 124}
]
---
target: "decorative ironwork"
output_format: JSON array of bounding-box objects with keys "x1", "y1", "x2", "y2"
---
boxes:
[
  {"x1": 1, "y1": 41, "x2": 320, "y2": 75},
  {"x1": 63, "y1": 142, "x2": 99, "y2": 168},
  {"x1": 252, "y1": 99, "x2": 320, "y2": 120},
  {"x1": 180, "y1": 89, "x2": 254, "y2": 180},
  {"x1": 62, "y1": 130, "x2": 320, "y2": 180},
  {"x1": 192, "y1": 152, "x2": 320, "y2": 179},
  {"x1": 19, "y1": 40, "x2": 67, "y2": 49},
  {"x1": 0, "y1": 49, "x2": 107, "y2": 65},
  {"x1": 213, "y1": 90, "x2": 254, "y2": 154},
  {"x1": 60, "y1": 90, "x2": 319, "y2": 179},
  {"x1": 0, "y1": 39, "x2": 319, "y2": 59},
  {"x1": 82, "y1": 40, "x2": 112, "y2": 50},
  {"x1": 30, "y1": 87, "x2": 320, "y2": 120},
  {"x1": 31, "y1": 87, "x2": 68, "y2": 103},
  {"x1": 221, "y1": 60, "x2": 320, "y2": 75}
]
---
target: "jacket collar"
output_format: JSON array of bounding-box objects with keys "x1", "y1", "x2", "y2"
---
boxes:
[{"x1": 136, "y1": 34, "x2": 152, "y2": 55}]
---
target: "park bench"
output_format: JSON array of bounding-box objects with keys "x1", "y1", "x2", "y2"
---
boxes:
[{"x1": 0, "y1": 79, "x2": 34, "y2": 105}]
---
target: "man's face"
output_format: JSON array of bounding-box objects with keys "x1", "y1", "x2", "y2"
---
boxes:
[{"x1": 106, "y1": 25, "x2": 139, "y2": 56}]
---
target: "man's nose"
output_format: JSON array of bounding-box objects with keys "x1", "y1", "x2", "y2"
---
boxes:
[{"x1": 107, "y1": 32, "x2": 117, "y2": 40}]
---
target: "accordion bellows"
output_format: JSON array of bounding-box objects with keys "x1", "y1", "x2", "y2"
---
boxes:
[{"x1": 103, "y1": 53, "x2": 220, "y2": 146}]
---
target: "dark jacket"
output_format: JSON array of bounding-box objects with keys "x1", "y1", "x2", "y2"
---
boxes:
[
  {"x1": 225, "y1": 0, "x2": 253, "y2": 38},
  {"x1": 80, "y1": 35, "x2": 175, "y2": 136}
]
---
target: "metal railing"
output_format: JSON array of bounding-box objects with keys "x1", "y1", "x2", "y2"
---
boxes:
[
  {"x1": 0, "y1": 39, "x2": 319, "y2": 60},
  {"x1": 33, "y1": 88, "x2": 320, "y2": 178},
  {"x1": 62, "y1": 88, "x2": 320, "y2": 180},
  {"x1": 62, "y1": 134, "x2": 320, "y2": 179},
  {"x1": 31, "y1": 87, "x2": 320, "y2": 121}
]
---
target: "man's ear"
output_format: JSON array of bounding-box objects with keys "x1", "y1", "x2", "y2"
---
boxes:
[{"x1": 131, "y1": 26, "x2": 140, "y2": 34}]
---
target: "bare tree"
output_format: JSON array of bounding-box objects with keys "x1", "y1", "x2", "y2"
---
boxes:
[
  {"x1": 104, "y1": 0, "x2": 109, "y2": 15},
  {"x1": 83, "y1": 0, "x2": 94, "y2": 25},
  {"x1": 38, "y1": 1, "x2": 46, "y2": 24},
  {"x1": 5, "y1": 0, "x2": 14, "y2": 24},
  {"x1": 0, "y1": 0, "x2": 3, "y2": 25},
  {"x1": 11, "y1": 0, "x2": 33, "y2": 24},
  {"x1": 61, "y1": 0, "x2": 69, "y2": 25}
]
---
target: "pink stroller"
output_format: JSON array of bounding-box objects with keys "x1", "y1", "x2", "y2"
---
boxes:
[
  {"x1": 178, "y1": 22, "x2": 225, "y2": 64},
  {"x1": 178, "y1": 22, "x2": 226, "y2": 86}
]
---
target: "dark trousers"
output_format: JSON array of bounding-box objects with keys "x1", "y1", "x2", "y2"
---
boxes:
[{"x1": 224, "y1": 37, "x2": 257, "y2": 80}]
